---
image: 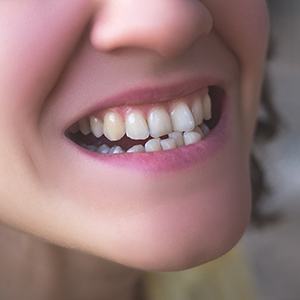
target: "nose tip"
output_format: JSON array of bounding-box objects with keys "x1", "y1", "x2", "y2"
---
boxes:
[{"x1": 90, "y1": 0, "x2": 213, "y2": 57}]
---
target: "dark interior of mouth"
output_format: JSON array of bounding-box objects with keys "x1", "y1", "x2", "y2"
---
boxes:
[{"x1": 66, "y1": 85, "x2": 224, "y2": 151}]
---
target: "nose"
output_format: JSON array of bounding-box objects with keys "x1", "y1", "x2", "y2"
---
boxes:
[{"x1": 90, "y1": 0, "x2": 213, "y2": 57}]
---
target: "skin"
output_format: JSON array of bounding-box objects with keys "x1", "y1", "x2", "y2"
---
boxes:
[{"x1": 0, "y1": 0, "x2": 269, "y2": 299}]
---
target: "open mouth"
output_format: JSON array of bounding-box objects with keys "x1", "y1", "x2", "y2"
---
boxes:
[{"x1": 65, "y1": 86, "x2": 223, "y2": 155}]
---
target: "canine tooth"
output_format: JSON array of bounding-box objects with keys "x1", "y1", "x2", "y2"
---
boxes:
[
  {"x1": 127, "y1": 145, "x2": 145, "y2": 153},
  {"x1": 110, "y1": 146, "x2": 124, "y2": 154},
  {"x1": 191, "y1": 98, "x2": 204, "y2": 125},
  {"x1": 147, "y1": 107, "x2": 172, "y2": 138},
  {"x1": 125, "y1": 110, "x2": 149, "y2": 140},
  {"x1": 203, "y1": 93, "x2": 212, "y2": 120},
  {"x1": 145, "y1": 139, "x2": 161, "y2": 152},
  {"x1": 103, "y1": 111, "x2": 125, "y2": 141},
  {"x1": 79, "y1": 118, "x2": 91, "y2": 135},
  {"x1": 98, "y1": 144, "x2": 110, "y2": 154},
  {"x1": 183, "y1": 131, "x2": 202, "y2": 145},
  {"x1": 170, "y1": 102, "x2": 195, "y2": 132},
  {"x1": 160, "y1": 138, "x2": 177, "y2": 150},
  {"x1": 70, "y1": 123, "x2": 79, "y2": 134},
  {"x1": 90, "y1": 116, "x2": 103, "y2": 138},
  {"x1": 168, "y1": 132, "x2": 184, "y2": 147},
  {"x1": 200, "y1": 123, "x2": 210, "y2": 136}
]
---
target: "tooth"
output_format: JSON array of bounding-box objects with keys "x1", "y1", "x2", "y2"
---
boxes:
[
  {"x1": 160, "y1": 138, "x2": 177, "y2": 150},
  {"x1": 86, "y1": 145, "x2": 97, "y2": 151},
  {"x1": 183, "y1": 131, "x2": 202, "y2": 145},
  {"x1": 200, "y1": 123, "x2": 210, "y2": 136},
  {"x1": 110, "y1": 146, "x2": 124, "y2": 154},
  {"x1": 147, "y1": 107, "x2": 172, "y2": 138},
  {"x1": 191, "y1": 98, "x2": 204, "y2": 126},
  {"x1": 70, "y1": 123, "x2": 79, "y2": 134},
  {"x1": 127, "y1": 145, "x2": 145, "y2": 153},
  {"x1": 203, "y1": 93, "x2": 212, "y2": 120},
  {"x1": 170, "y1": 102, "x2": 195, "y2": 132},
  {"x1": 125, "y1": 110, "x2": 149, "y2": 140},
  {"x1": 79, "y1": 118, "x2": 91, "y2": 135},
  {"x1": 103, "y1": 111, "x2": 125, "y2": 141},
  {"x1": 98, "y1": 144, "x2": 110, "y2": 154},
  {"x1": 194, "y1": 126, "x2": 205, "y2": 137},
  {"x1": 90, "y1": 116, "x2": 103, "y2": 138},
  {"x1": 145, "y1": 138, "x2": 162, "y2": 152},
  {"x1": 168, "y1": 132, "x2": 184, "y2": 147}
]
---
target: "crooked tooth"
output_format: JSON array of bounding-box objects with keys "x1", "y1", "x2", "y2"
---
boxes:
[
  {"x1": 145, "y1": 138, "x2": 161, "y2": 152},
  {"x1": 160, "y1": 138, "x2": 177, "y2": 150},
  {"x1": 147, "y1": 107, "x2": 172, "y2": 138},
  {"x1": 98, "y1": 144, "x2": 110, "y2": 154},
  {"x1": 127, "y1": 145, "x2": 145, "y2": 153},
  {"x1": 170, "y1": 102, "x2": 195, "y2": 132},
  {"x1": 103, "y1": 111, "x2": 125, "y2": 141},
  {"x1": 183, "y1": 131, "x2": 202, "y2": 145},
  {"x1": 125, "y1": 110, "x2": 149, "y2": 140},
  {"x1": 203, "y1": 93, "x2": 212, "y2": 120},
  {"x1": 191, "y1": 98, "x2": 204, "y2": 126},
  {"x1": 90, "y1": 116, "x2": 103, "y2": 138},
  {"x1": 110, "y1": 146, "x2": 124, "y2": 154},
  {"x1": 168, "y1": 131, "x2": 184, "y2": 147},
  {"x1": 79, "y1": 118, "x2": 91, "y2": 135}
]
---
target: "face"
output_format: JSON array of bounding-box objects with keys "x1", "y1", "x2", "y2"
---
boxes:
[{"x1": 0, "y1": 0, "x2": 269, "y2": 271}]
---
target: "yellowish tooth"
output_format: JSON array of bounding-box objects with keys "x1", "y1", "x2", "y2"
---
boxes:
[
  {"x1": 203, "y1": 93, "x2": 212, "y2": 120},
  {"x1": 90, "y1": 116, "x2": 103, "y2": 138},
  {"x1": 191, "y1": 98, "x2": 204, "y2": 126},
  {"x1": 103, "y1": 111, "x2": 125, "y2": 141},
  {"x1": 79, "y1": 118, "x2": 91, "y2": 135},
  {"x1": 160, "y1": 138, "x2": 177, "y2": 150},
  {"x1": 125, "y1": 110, "x2": 149, "y2": 140},
  {"x1": 170, "y1": 102, "x2": 195, "y2": 132},
  {"x1": 147, "y1": 107, "x2": 173, "y2": 138},
  {"x1": 145, "y1": 138, "x2": 161, "y2": 152}
]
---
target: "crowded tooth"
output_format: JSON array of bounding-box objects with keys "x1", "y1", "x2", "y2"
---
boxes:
[
  {"x1": 160, "y1": 138, "x2": 177, "y2": 150},
  {"x1": 79, "y1": 118, "x2": 91, "y2": 135},
  {"x1": 110, "y1": 146, "x2": 124, "y2": 154},
  {"x1": 203, "y1": 93, "x2": 212, "y2": 120},
  {"x1": 125, "y1": 110, "x2": 149, "y2": 140},
  {"x1": 127, "y1": 145, "x2": 145, "y2": 153},
  {"x1": 103, "y1": 111, "x2": 125, "y2": 141},
  {"x1": 191, "y1": 98, "x2": 204, "y2": 126},
  {"x1": 90, "y1": 116, "x2": 103, "y2": 138},
  {"x1": 168, "y1": 132, "x2": 184, "y2": 147},
  {"x1": 145, "y1": 138, "x2": 162, "y2": 152},
  {"x1": 148, "y1": 107, "x2": 173, "y2": 138},
  {"x1": 98, "y1": 144, "x2": 110, "y2": 154},
  {"x1": 183, "y1": 131, "x2": 202, "y2": 145},
  {"x1": 170, "y1": 102, "x2": 195, "y2": 132}
]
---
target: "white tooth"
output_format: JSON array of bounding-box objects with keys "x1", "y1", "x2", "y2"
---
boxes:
[
  {"x1": 90, "y1": 116, "x2": 103, "y2": 138},
  {"x1": 79, "y1": 118, "x2": 91, "y2": 135},
  {"x1": 191, "y1": 98, "x2": 204, "y2": 126},
  {"x1": 103, "y1": 111, "x2": 125, "y2": 141},
  {"x1": 160, "y1": 138, "x2": 177, "y2": 150},
  {"x1": 200, "y1": 123, "x2": 210, "y2": 136},
  {"x1": 110, "y1": 146, "x2": 124, "y2": 154},
  {"x1": 127, "y1": 145, "x2": 145, "y2": 153},
  {"x1": 183, "y1": 131, "x2": 202, "y2": 145},
  {"x1": 98, "y1": 144, "x2": 110, "y2": 154},
  {"x1": 125, "y1": 110, "x2": 149, "y2": 140},
  {"x1": 145, "y1": 138, "x2": 162, "y2": 152},
  {"x1": 170, "y1": 102, "x2": 195, "y2": 132},
  {"x1": 168, "y1": 132, "x2": 184, "y2": 147},
  {"x1": 70, "y1": 123, "x2": 79, "y2": 134},
  {"x1": 203, "y1": 93, "x2": 212, "y2": 120},
  {"x1": 147, "y1": 107, "x2": 172, "y2": 138},
  {"x1": 194, "y1": 126, "x2": 205, "y2": 137}
]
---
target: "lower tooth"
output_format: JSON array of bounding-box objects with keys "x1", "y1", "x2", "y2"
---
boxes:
[
  {"x1": 98, "y1": 144, "x2": 110, "y2": 154},
  {"x1": 183, "y1": 131, "x2": 202, "y2": 145},
  {"x1": 110, "y1": 146, "x2": 124, "y2": 154},
  {"x1": 145, "y1": 139, "x2": 161, "y2": 152},
  {"x1": 168, "y1": 132, "x2": 184, "y2": 147},
  {"x1": 160, "y1": 138, "x2": 177, "y2": 150},
  {"x1": 127, "y1": 145, "x2": 145, "y2": 153},
  {"x1": 200, "y1": 124, "x2": 210, "y2": 136}
]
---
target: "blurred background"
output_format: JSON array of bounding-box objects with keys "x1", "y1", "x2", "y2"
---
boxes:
[{"x1": 242, "y1": 1, "x2": 300, "y2": 299}]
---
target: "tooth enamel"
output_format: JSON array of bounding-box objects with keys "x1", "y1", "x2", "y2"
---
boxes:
[
  {"x1": 127, "y1": 145, "x2": 145, "y2": 153},
  {"x1": 168, "y1": 131, "x2": 184, "y2": 147},
  {"x1": 103, "y1": 111, "x2": 125, "y2": 141},
  {"x1": 90, "y1": 116, "x2": 103, "y2": 138},
  {"x1": 203, "y1": 93, "x2": 212, "y2": 120},
  {"x1": 170, "y1": 102, "x2": 195, "y2": 132},
  {"x1": 125, "y1": 110, "x2": 149, "y2": 140},
  {"x1": 110, "y1": 146, "x2": 124, "y2": 154},
  {"x1": 200, "y1": 123, "x2": 210, "y2": 136},
  {"x1": 145, "y1": 138, "x2": 162, "y2": 152},
  {"x1": 160, "y1": 138, "x2": 177, "y2": 150},
  {"x1": 79, "y1": 118, "x2": 91, "y2": 135},
  {"x1": 183, "y1": 131, "x2": 202, "y2": 145},
  {"x1": 98, "y1": 144, "x2": 110, "y2": 154},
  {"x1": 147, "y1": 107, "x2": 173, "y2": 138},
  {"x1": 191, "y1": 98, "x2": 204, "y2": 126},
  {"x1": 194, "y1": 126, "x2": 205, "y2": 137}
]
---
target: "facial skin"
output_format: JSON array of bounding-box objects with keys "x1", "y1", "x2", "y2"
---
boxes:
[{"x1": 0, "y1": 0, "x2": 269, "y2": 278}]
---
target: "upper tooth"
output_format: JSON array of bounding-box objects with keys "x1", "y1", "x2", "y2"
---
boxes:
[
  {"x1": 147, "y1": 107, "x2": 172, "y2": 138},
  {"x1": 127, "y1": 145, "x2": 145, "y2": 153},
  {"x1": 160, "y1": 138, "x2": 177, "y2": 150},
  {"x1": 170, "y1": 102, "x2": 195, "y2": 132},
  {"x1": 90, "y1": 116, "x2": 103, "y2": 138},
  {"x1": 203, "y1": 93, "x2": 212, "y2": 120},
  {"x1": 168, "y1": 132, "x2": 184, "y2": 147},
  {"x1": 183, "y1": 131, "x2": 202, "y2": 145},
  {"x1": 79, "y1": 118, "x2": 91, "y2": 135},
  {"x1": 145, "y1": 138, "x2": 162, "y2": 152},
  {"x1": 125, "y1": 110, "x2": 149, "y2": 140},
  {"x1": 103, "y1": 111, "x2": 125, "y2": 141},
  {"x1": 70, "y1": 123, "x2": 79, "y2": 134},
  {"x1": 191, "y1": 98, "x2": 204, "y2": 126}
]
